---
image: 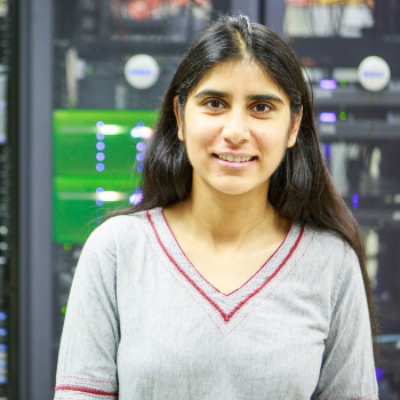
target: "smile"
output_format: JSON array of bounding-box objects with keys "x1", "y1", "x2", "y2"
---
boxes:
[{"x1": 214, "y1": 154, "x2": 256, "y2": 163}]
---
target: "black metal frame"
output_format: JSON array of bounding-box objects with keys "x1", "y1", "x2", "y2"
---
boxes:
[{"x1": 18, "y1": 0, "x2": 54, "y2": 398}]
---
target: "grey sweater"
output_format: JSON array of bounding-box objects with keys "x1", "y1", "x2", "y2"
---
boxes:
[{"x1": 54, "y1": 207, "x2": 379, "y2": 400}]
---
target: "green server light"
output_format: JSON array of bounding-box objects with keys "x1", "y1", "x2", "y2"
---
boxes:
[{"x1": 53, "y1": 109, "x2": 158, "y2": 243}]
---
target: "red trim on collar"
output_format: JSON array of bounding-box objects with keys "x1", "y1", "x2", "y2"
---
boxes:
[
  {"x1": 161, "y1": 208, "x2": 293, "y2": 297},
  {"x1": 146, "y1": 209, "x2": 304, "y2": 323}
]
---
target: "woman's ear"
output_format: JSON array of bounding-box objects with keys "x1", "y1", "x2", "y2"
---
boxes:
[
  {"x1": 287, "y1": 107, "x2": 303, "y2": 148},
  {"x1": 173, "y1": 95, "x2": 184, "y2": 141}
]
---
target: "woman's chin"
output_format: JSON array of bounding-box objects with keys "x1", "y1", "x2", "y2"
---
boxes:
[{"x1": 208, "y1": 182, "x2": 267, "y2": 198}]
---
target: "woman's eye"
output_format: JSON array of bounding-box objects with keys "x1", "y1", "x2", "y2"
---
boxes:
[
  {"x1": 205, "y1": 100, "x2": 223, "y2": 109},
  {"x1": 253, "y1": 103, "x2": 271, "y2": 113}
]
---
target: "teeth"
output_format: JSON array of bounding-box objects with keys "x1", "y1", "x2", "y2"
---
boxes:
[{"x1": 217, "y1": 154, "x2": 253, "y2": 162}]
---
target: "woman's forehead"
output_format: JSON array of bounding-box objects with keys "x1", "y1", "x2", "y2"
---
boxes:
[{"x1": 190, "y1": 59, "x2": 286, "y2": 99}]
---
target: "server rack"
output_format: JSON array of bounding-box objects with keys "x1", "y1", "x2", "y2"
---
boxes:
[
  {"x1": 16, "y1": 0, "x2": 400, "y2": 398},
  {"x1": 0, "y1": 0, "x2": 18, "y2": 398},
  {"x1": 274, "y1": 1, "x2": 400, "y2": 396}
]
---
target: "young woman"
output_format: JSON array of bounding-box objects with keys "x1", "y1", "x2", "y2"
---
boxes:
[{"x1": 54, "y1": 15, "x2": 379, "y2": 400}]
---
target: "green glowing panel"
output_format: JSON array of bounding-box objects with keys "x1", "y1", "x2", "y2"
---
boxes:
[{"x1": 53, "y1": 109, "x2": 158, "y2": 243}]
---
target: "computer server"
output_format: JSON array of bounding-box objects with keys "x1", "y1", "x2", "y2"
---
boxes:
[
  {"x1": 0, "y1": 0, "x2": 17, "y2": 398},
  {"x1": 281, "y1": 1, "x2": 400, "y2": 397}
]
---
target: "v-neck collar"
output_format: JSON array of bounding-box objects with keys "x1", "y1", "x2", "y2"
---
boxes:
[{"x1": 145, "y1": 207, "x2": 305, "y2": 324}]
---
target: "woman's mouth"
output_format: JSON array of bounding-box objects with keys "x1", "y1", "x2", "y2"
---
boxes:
[{"x1": 213, "y1": 153, "x2": 257, "y2": 163}]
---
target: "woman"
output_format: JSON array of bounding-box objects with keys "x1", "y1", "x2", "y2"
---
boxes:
[{"x1": 54, "y1": 15, "x2": 379, "y2": 399}]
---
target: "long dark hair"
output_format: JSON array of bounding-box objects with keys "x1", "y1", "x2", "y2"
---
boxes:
[{"x1": 108, "y1": 15, "x2": 378, "y2": 357}]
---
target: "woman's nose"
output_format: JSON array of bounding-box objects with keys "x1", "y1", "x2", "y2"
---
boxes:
[{"x1": 221, "y1": 110, "x2": 250, "y2": 145}]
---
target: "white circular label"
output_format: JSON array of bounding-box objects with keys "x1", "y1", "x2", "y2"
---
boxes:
[
  {"x1": 124, "y1": 54, "x2": 160, "y2": 90},
  {"x1": 358, "y1": 56, "x2": 391, "y2": 92}
]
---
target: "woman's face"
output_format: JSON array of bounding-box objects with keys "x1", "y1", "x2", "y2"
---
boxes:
[{"x1": 174, "y1": 60, "x2": 302, "y2": 199}]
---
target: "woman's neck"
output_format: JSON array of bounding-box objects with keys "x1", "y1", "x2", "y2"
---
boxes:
[{"x1": 167, "y1": 182, "x2": 286, "y2": 248}]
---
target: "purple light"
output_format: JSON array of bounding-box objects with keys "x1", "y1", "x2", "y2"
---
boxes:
[
  {"x1": 319, "y1": 113, "x2": 337, "y2": 124},
  {"x1": 129, "y1": 193, "x2": 143, "y2": 205},
  {"x1": 96, "y1": 133, "x2": 105, "y2": 141},
  {"x1": 323, "y1": 143, "x2": 331, "y2": 161},
  {"x1": 96, "y1": 200, "x2": 104, "y2": 206},
  {"x1": 352, "y1": 203, "x2": 359, "y2": 210},
  {"x1": 319, "y1": 80, "x2": 337, "y2": 90},
  {"x1": 136, "y1": 153, "x2": 145, "y2": 162},
  {"x1": 96, "y1": 187, "x2": 104, "y2": 193},
  {"x1": 376, "y1": 368, "x2": 384, "y2": 381},
  {"x1": 96, "y1": 163, "x2": 105, "y2": 172},
  {"x1": 352, "y1": 194, "x2": 359, "y2": 203},
  {"x1": 136, "y1": 142, "x2": 146, "y2": 152},
  {"x1": 129, "y1": 188, "x2": 143, "y2": 205},
  {"x1": 96, "y1": 121, "x2": 105, "y2": 128},
  {"x1": 96, "y1": 142, "x2": 105, "y2": 151},
  {"x1": 96, "y1": 152, "x2": 105, "y2": 161},
  {"x1": 136, "y1": 163, "x2": 144, "y2": 172}
]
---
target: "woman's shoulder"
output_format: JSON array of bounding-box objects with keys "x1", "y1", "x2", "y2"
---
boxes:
[
  {"x1": 85, "y1": 208, "x2": 158, "y2": 249},
  {"x1": 304, "y1": 223, "x2": 353, "y2": 257},
  {"x1": 101, "y1": 208, "x2": 149, "y2": 228},
  {"x1": 302, "y1": 224, "x2": 360, "y2": 279}
]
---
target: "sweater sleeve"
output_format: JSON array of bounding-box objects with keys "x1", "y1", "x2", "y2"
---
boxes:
[
  {"x1": 54, "y1": 219, "x2": 120, "y2": 399},
  {"x1": 312, "y1": 244, "x2": 379, "y2": 400}
]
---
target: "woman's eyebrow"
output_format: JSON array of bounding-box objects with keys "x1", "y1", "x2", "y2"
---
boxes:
[
  {"x1": 250, "y1": 94, "x2": 284, "y2": 105},
  {"x1": 194, "y1": 90, "x2": 229, "y2": 99},
  {"x1": 194, "y1": 90, "x2": 285, "y2": 105}
]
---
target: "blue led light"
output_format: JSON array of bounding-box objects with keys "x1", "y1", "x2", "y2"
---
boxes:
[
  {"x1": 0, "y1": 313, "x2": 6, "y2": 321},
  {"x1": 136, "y1": 164, "x2": 144, "y2": 172},
  {"x1": 0, "y1": 344, "x2": 7, "y2": 352},
  {"x1": 96, "y1": 153, "x2": 105, "y2": 161},
  {"x1": 96, "y1": 133, "x2": 105, "y2": 141},
  {"x1": 0, "y1": 376, "x2": 7, "y2": 384},
  {"x1": 352, "y1": 193, "x2": 359, "y2": 210},
  {"x1": 137, "y1": 121, "x2": 145, "y2": 127},
  {"x1": 320, "y1": 80, "x2": 337, "y2": 90},
  {"x1": 96, "y1": 142, "x2": 105, "y2": 151},
  {"x1": 136, "y1": 153, "x2": 145, "y2": 162},
  {"x1": 322, "y1": 143, "x2": 331, "y2": 161},
  {"x1": 0, "y1": 360, "x2": 6, "y2": 368},
  {"x1": 96, "y1": 121, "x2": 105, "y2": 128},
  {"x1": 96, "y1": 187, "x2": 104, "y2": 193},
  {"x1": 376, "y1": 368, "x2": 384, "y2": 381},
  {"x1": 136, "y1": 142, "x2": 146, "y2": 152},
  {"x1": 96, "y1": 200, "x2": 104, "y2": 206},
  {"x1": 319, "y1": 113, "x2": 337, "y2": 123},
  {"x1": 96, "y1": 163, "x2": 105, "y2": 172},
  {"x1": 129, "y1": 188, "x2": 143, "y2": 205},
  {"x1": 0, "y1": 328, "x2": 7, "y2": 337}
]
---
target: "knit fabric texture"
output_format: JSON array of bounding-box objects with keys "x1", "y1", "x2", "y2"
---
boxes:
[{"x1": 54, "y1": 208, "x2": 379, "y2": 400}]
